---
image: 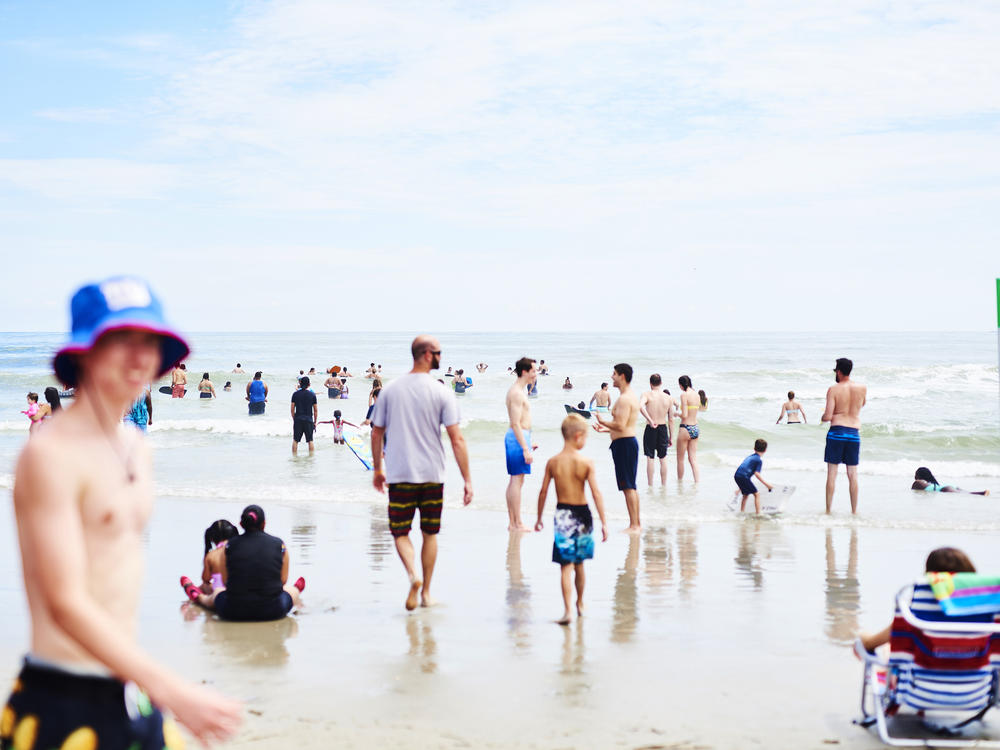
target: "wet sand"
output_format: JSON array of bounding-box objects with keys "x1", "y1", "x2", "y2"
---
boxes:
[{"x1": 2, "y1": 494, "x2": 999, "y2": 748}]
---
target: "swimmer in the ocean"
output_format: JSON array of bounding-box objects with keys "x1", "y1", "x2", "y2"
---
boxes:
[
  {"x1": 777, "y1": 391, "x2": 807, "y2": 424},
  {"x1": 911, "y1": 467, "x2": 990, "y2": 496},
  {"x1": 562, "y1": 377, "x2": 573, "y2": 390}
]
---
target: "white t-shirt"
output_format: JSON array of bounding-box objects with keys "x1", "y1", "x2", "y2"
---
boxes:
[{"x1": 371, "y1": 372, "x2": 460, "y2": 484}]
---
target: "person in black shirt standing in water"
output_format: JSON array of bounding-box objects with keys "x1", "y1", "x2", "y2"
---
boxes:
[{"x1": 291, "y1": 376, "x2": 318, "y2": 454}]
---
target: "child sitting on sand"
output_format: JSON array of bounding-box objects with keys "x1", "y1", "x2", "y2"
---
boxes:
[
  {"x1": 734, "y1": 439, "x2": 774, "y2": 514},
  {"x1": 535, "y1": 414, "x2": 608, "y2": 625}
]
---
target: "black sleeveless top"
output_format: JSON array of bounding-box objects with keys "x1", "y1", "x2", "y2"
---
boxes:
[{"x1": 224, "y1": 530, "x2": 284, "y2": 606}]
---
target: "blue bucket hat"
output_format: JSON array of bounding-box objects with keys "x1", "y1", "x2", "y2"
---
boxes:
[{"x1": 53, "y1": 276, "x2": 190, "y2": 387}]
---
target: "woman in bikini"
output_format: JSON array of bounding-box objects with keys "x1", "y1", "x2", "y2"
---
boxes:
[
  {"x1": 197, "y1": 372, "x2": 217, "y2": 399},
  {"x1": 777, "y1": 391, "x2": 806, "y2": 424},
  {"x1": 676, "y1": 375, "x2": 702, "y2": 482}
]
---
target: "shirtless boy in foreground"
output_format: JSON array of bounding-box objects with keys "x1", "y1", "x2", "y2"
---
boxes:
[
  {"x1": 2, "y1": 278, "x2": 240, "y2": 750},
  {"x1": 535, "y1": 414, "x2": 608, "y2": 625},
  {"x1": 821, "y1": 357, "x2": 867, "y2": 514}
]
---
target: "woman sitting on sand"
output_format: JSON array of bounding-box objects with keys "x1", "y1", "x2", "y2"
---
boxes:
[
  {"x1": 181, "y1": 505, "x2": 304, "y2": 620},
  {"x1": 911, "y1": 467, "x2": 990, "y2": 496},
  {"x1": 776, "y1": 391, "x2": 806, "y2": 424},
  {"x1": 857, "y1": 547, "x2": 976, "y2": 653},
  {"x1": 198, "y1": 372, "x2": 216, "y2": 399}
]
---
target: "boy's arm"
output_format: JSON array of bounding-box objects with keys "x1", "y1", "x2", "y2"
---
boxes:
[
  {"x1": 753, "y1": 471, "x2": 773, "y2": 490},
  {"x1": 534, "y1": 462, "x2": 552, "y2": 530},
  {"x1": 14, "y1": 441, "x2": 241, "y2": 742},
  {"x1": 585, "y1": 459, "x2": 608, "y2": 541}
]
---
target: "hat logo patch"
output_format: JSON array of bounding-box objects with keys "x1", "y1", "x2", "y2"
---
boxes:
[{"x1": 100, "y1": 279, "x2": 151, "y2": 311}]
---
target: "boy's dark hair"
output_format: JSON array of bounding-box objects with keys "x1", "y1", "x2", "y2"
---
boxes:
[
  {"x1": 649, "y1": 373, "x2": 662, "y2": 386},
  {"x1": 204, "y1": 519, "x2": 239, "y2": 555},
  {"x1": 754, "y1": 439, "x2": 767, "y2": 452},
  {"x1": 613, "y1": 363, "x2": 633, "y2": 383},
  {"x1": 925, "y1": 547, "x2": 975, "y2": 573},
  {"x1": 299, "y1": 376, "x2": 310, "y2": 388},
  {"x1": 514, "y1": 357, "x2": 536, "y2": 376},
  {"x1": 334, "y1": 410, "x2": 342, "y2": 418},
  {"x1": 240, "y1": 504, "x2": 265, "y2": 532},
  {"x1": 835, "y1": 357, "x2": 853, "y2": 376}
]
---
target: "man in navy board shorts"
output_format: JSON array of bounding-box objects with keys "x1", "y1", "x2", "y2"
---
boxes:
[
  {"x1": 291, "y1": 376, "x2": 318, "y2": 455},
  {"x1": 821, "y1": 357, "x2": 867, "y2": 514},
  {"x1": 370, "y1": 335, "x2": 474, "y2": 610},
  {"x1": 593, "y1": 363, "x2": 642, "y2": 533}
]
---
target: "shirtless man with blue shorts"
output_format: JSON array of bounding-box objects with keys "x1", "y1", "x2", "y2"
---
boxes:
[
  {"x1": 822, "y1": 357, "x2": 867, "y2": 514},
  {"x1": 505, "y1": 357, "x2": 538, "y2": 531}
]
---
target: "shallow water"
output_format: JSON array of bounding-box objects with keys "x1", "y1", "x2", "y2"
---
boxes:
[{"x1": 1, "y1": 331, "x2": 999, "y2": 746}]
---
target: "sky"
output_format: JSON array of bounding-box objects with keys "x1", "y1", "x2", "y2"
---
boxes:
[{"x1": 0, "y1": 0, "x2": 998, "y2": 332}]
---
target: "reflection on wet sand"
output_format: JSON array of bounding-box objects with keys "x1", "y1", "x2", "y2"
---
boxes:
[
  {"x1": 557, "y1": 620, "x2": 588, "y2": 703},
  {"x1": 405, "y1": 616, "x2": 437, "y2": 674},
  {"x1": 368, "y1": 504, "x2": 392, "y2": 572},
  {"x1": 186, "y1": 607, "x2": 300, "y2": 667},
  {"x1": 611, "y1": 534, "x2": 639, "y2": 643},
  {"x1": 824, "y1": 527, "x2": 860, "y2": 645},
  {"x1": 505, "y1": 531, "x2": 532, "y2": 653},
  {"x1": 642, "y1": 525, "x2": 672, "y2": 597},
  {"x1": 289, "y1": 508, "x2": 316, "y2": 565},
  {"x1": 732, "y1": 520, "x2": 793, "y2": 591},
  {"x1": 676, "y1": 524, "x2": 699, "y2": 598}
]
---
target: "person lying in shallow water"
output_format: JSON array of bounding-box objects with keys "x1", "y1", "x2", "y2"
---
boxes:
[{"x1": 911, "y1": 466, "x2": 990, "y2": 496}]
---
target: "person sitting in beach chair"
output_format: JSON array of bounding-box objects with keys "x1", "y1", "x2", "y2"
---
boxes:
[{"x1": 855, "y1": 547, "x2": 1000, "y2": 746}]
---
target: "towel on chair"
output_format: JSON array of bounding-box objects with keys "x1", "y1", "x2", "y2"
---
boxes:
[{"x1": 926, "y1": 572, "x2": 1000, "y2": 616}]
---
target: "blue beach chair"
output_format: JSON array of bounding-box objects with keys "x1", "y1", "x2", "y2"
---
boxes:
[{"x1": 855, "y1": 579, "x2": 1000, "y2": 746}]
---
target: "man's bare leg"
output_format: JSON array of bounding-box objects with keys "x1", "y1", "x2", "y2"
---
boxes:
[
  {"x1": 505, "y1": 474, "x2": 527, "y2": 531},
  {"x1": 292, "y1": 440, "x2": 298, "y2": 455},
  {"x1": 659, "y1": 456, "x2": 668, "y2": 485},
  {"x1": 574, "y1": 563, "x2": 586, "y2": 616},
  {"x1": 646, "y1": 457, "x2": 654, "y2": 487},
  {"x1": 825, "y1": 463, "x2": 838, "y2": 514},
  {"x1": 623, "y1": 488, "x2": 640, "y2": 533},
  {"x1": 420, "y1": 532, "x2": 438, "y2": 607},
  {"x1": 846, "y1": 465, "x2": 859, "y2": 514},
  {"x1": 394, "y1": 534, "x2": 422, "y2": 610},
  {"x1": 557, "y1": 564, "x2": 573, "y2": 624},
  {"x1": 307, "y1": 440, "x2": 315, "y2": 453}
]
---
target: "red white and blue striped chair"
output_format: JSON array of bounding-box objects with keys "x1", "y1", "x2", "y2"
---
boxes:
[{"x1": 855, "y1": 581, "x2": 1000, "y2": 746}]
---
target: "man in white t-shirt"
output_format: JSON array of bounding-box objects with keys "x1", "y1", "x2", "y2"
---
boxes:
[{"x1": 371, "y1": 335, "x2": 473, "y2": 610}]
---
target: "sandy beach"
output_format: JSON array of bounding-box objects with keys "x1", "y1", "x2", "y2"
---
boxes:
[{"x1": 4, "y1": 490, "x2": 1000, "y2": 748}]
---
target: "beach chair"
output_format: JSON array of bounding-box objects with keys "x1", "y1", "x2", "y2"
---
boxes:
[{"x1": 855, "y1": 576, "x2": 1000, "y2": 747}]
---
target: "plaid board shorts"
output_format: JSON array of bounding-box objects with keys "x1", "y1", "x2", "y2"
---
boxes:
[{"x1": 388, "y1": 482, "x2": 444, "y2": 537}]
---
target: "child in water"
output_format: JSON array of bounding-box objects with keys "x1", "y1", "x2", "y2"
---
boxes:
[
  {"x1": 734, "y1": 439, "x2": 774, "y2": 514},
  {"x1": 535, "y1": 414, "x2": 608, "y2": 625},
  {"x1": 911, "y1": 466, "x2": 990, "y2": 496},
  {"x1": 318, "y1": 409, "x2": 356, "y2": 444},
  {"x1": 21, "y1": 392, "x2": 39, "y2": 423}
]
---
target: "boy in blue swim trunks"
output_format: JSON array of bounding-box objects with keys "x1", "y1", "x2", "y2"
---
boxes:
[
  {"x1": 535, "y1": 414, "x2": 608, "y2": 625},
  {"x1": 734, "y1": 439, "x2": 774, "y2": 514}
]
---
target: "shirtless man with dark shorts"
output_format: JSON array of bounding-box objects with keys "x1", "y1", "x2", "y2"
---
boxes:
[
  {"x1": 639, "y1": 373, "x2": 673, "y2": 487},
  {"x1": 821, "y1": 357, "x2": 867, "y2": 514},
  {"x1": 594, "y1": 363, "x2": 640, "y2": 533}
]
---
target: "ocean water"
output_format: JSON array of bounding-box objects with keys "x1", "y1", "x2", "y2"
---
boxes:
[{"x1": 1, "y1": 331, "x2": 997, "y2": 530}]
